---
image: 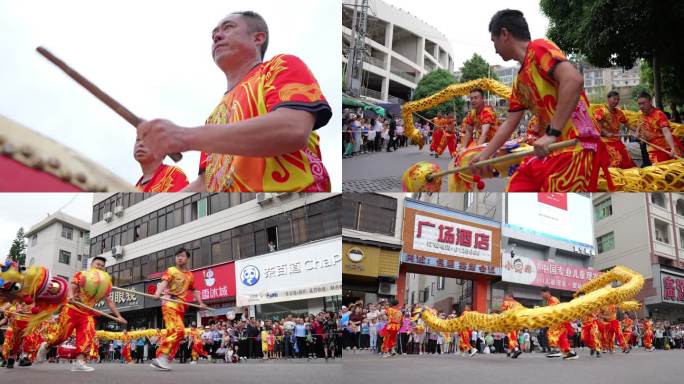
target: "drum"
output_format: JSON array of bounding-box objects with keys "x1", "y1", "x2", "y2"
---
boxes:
[{"x1": 0, "y1": 114, "x2": 132, "y2": 191}]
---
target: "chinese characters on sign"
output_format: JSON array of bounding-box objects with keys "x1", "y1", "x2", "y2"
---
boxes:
[
  {"x1": 661, "y1": 272, "x2": 684, "y2": 304},
  {"x1": 401, "y1": 253, "x2": 500, "y2": 276},
  {"x1": 413, "y1": 214, "x2": 493, "y2": 262},
  {"x1": 94, "y1": 283, "x2": 144, "y2": 312},
  {"x1": 501, "y1": 256, "x2": 599, "y2": 291}
]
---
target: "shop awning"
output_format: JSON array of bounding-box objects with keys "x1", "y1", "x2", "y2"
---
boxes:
[{"x1": 342, "y1": 94, "x2": 386, "y2": 117}]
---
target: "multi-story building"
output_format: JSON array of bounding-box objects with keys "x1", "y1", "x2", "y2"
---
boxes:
[
  {"x1": 592, "y1": 193, "x2": 684, "y2": 321},
  {"x1": 89, "y1": 192, "x2": 342, "y2": 329},
  {"x1": 342, "y1": 192, "x2": 404, "y2": 305},
  {"x1": 580, "y1": 61, "x2": 641, "y2": 100},
  {"x1": 342, "y1": 0, "x2": 454, "y2": 104},
  {"x1": 25, "y1": 211, "x2": 90, "y2": 280}
]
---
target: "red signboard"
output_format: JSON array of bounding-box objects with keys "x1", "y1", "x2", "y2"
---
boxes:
[
  {"x1": 537, "y1": 193, "x2": 568, "y2": 211},
  {"x1": 147, "y1": 262, "x2": 236, "y2": 303},
  {"x1": 661, "y1": 271, "x2": 684, "y2": 304}
]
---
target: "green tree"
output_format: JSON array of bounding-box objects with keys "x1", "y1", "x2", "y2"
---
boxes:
[
  {"x1": 640, "y1": 60, "x2": 684, "y2": 121},
  {"x1": 8, "y1": 227, "x2": 26, "y2": 266},
  {"x1": 412, "y1": 69, "x2": 465, "y2": 119},
  {"x1": 540, "y1": 0, "x2": 684, "y2": 110},
  {"x1": 459, "y1": 53, "x2": 499, "y2": 83}
]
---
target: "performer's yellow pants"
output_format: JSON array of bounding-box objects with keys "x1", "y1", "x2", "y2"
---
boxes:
[{"x1": 157, "y1": 302, "x2": 186, "y2": 358}]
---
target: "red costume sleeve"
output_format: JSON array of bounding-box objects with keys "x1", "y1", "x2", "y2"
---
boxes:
[{"x1": 262, "y1": 54, "x2": 332, "y2": 130}]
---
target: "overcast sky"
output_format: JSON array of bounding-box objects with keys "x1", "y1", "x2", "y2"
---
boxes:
[
  {"x1": 0, "y1": 193, "x2": 93, "y2": 257},
  {"x1": 379, "y1": 0, "x2": 550, "y2": 70},
  {"x1": 0, "y1": 0, "x2": 341, "y2": 191}
]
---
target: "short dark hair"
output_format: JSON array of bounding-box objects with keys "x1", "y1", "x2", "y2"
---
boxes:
[
  {"x1": 541, "y1": 286, "x2": 551, "y2": 293},
  {"x1": 607, "y1": 90, "x2": 620, "y2": 98},
  {"x1": 470, "y1": 88, "x2": 485, "y2": 97},
  {"x1": 638, "y1": 91, "x2": 652, "y2": 101},
  {"x1": 231, "y1": 11, "x2": 269, "y2": 59},
  {"x1": 489, "y1": 9, "x2": 531, "y2": 41},
  {"x1": 175, "y1": 247, "x2": 190, "y2": 257},
  {"x1": 91, "y1": 256, "x2": 107, "y2": 264}
]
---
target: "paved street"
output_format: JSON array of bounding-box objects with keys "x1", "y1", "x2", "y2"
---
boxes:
[
  {"x1": 0, "y1": 358, "x2": 341, "y2": 384},
  {"x1": 343, "y1": 145, "x2": 508, "y2": 192},
  {"x1": 345, "y1": 349, "x2": 684, "y2": 384}
]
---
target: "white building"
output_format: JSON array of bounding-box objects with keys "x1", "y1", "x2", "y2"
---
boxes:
[
  {"x1": 592, "y1": 193, "x2": 684, "y2": 321},
  {"x1": 25, "y1": 211, "x2": 90, "y2": 281},
  {"x1": 580, "y1": 61, "x2": 641, "y2": 99},
  {"x1": 89, "y1": 192, "x2": 342, "y2": 329},
  {"x1": 342, "y1": 0, "x2": 455, "y2": 103}
]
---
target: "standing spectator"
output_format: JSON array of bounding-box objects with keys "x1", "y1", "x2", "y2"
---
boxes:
[
  {"x1": 386, "y1": 113, "x2": 396, "y2": 152},
  {"x1": 135, "y1": 336, "x2": 145, "y2": 364},
  {"x1": 294, "y1": 318, "x2": 307, "y2": 358},
  {"x1": 373, "y1": 117, "x2": 384, "y2": 151}
]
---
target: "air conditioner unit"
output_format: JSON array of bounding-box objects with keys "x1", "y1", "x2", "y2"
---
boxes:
[
  {"x1": 112, "y1": 245, "x2": 124, "y2": 259},
  {"x1": 256, "y1": 193, "x2": 271, "y2": 205},
  {"x1": 104, "y1": 212, "x2": 113, "y2": 223},
  {"x1": 114, "y1": 205, "x2": 124, "y2": 217},
  {"x1": 378, "y1": 282, "x2": 397, "y2": 296}
]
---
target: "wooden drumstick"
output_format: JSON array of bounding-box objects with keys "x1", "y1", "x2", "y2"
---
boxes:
[{"x1": 36, "y1": 46, "x2": 183, "y2": 162}]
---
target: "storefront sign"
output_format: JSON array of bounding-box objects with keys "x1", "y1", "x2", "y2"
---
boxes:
[
  {"x1": 502, "y1": 255, "x2": 599, "y2": 291},
  {"x1": 401, "y1": 253, "x2": 500, "y2": 276},
  {"x1": 402, "y1": 203, "x2": 501, "y2": 274},
  {"x1": 342, "y1": 243, "x2": 381, "y2": 277},
  {"x1": 413, "y1": 214, "x2": 493, "y2": 262},
  {"x1": 661, "y1": 270, "x2": 684, "y2": 304},
  {"x1": 235, "y1": 237, "x2": 342, "y2": 306},
  {"x1": 144, "y1": 262, "x2": 236, "y2": 308},
  {"x1": 94, "y1": 282, "x2": 145, "y2": 313}
]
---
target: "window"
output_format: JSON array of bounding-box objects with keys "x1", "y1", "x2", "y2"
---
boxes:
[
  {"x1": 198, "y1": 198, "x2": 208, "y2": 218},
  {"x1": 431, "y1": 282, "x2": 435, "y2": 296},
  {"x1": 676, "y1": 199, "x2": 684, "y2": 216},
  {"x1": 59, "y1": 250, "x2": 71, "y2": 265},
  {"x1": 679, "y1": 228, "x2": 684, "y2": 250},
  {"x1": 437, "y1": 276, "x2": 445, "y2": 290},
  {"x1": 266, "y1": 227, "x2": 278, "y2": 252},
  {"x1": 594, "y1": 198, "x2": 612, "y2": 221},
  {"x1": 654, "y1": 219, "x2": 670, "y2": 244},
  {"x1": 410, "y1": 291, "x2": 415, "y2": 306},
  {"x1": 77, "y1": 254, "x2": 82, "y2": 262},
  {"x1": 596, "y1": 232, "x2": 615, "y2": 254},
  {"x1": 342, "y1": 193, "x2": 396, "y2": 236},
  {"x1": 61, "y1": 225, "x2": 73, "y2": 240},
  {"x1": 651, "y1": 193, "x2": 666, "y2": 208},
  {"x1": 31, "y1": 235, "x2": 37, "y2": 246},
  {"x1": 422, "y1": 287, "x2": 429, "y2": 303}
]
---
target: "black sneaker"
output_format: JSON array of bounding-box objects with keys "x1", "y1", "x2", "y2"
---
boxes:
[
  {"x1": 18, "y1": 358, "x2": 31, "y2": 367},
  {"x1": 590, "y1": 349, "x2": 595, "y2": 356},
  {"x1": 6, "y1": 358, "x2": 14, "y2": 369},
  {"x1": 563, "y1": 351, "x2": 578, "y2": 360},
  {"x1": 1, "y1": 361, "x2": 6, "y2": 368},
  {"x1": 596, "y1": 351, "x2": 601, "y2": 358},
  {"x1": 546, "y1": 351, "x2": 563, "y2": 358},
  {"x1": 512, "y1": 349, "x2": 522, "y2": 359}
]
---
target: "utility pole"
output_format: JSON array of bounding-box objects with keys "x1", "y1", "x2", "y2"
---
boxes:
[{"x1": 343, "y1": 0, "x2": 369, "y2": 97}]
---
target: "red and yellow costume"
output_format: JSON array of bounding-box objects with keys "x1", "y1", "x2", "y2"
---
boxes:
[
  {"x1": 430, "y1": 117, "x2": 446, "y2": 153},
  {"x1": 157, "y1": 266, "x2": 194, "y2": 359},
  {"x1": 458, "y1": 311, "x2": 475, "y2": 353},
  {"x1": 190, "y1": 327, "x2": 207, "y2": 361},
  {"x1": 642, "y1": 319, "x2": 654, "y2": 349},
  {"x1": 435, "y1": 116, "x2": 457, "y2": 157},
  {"x1": 200, "y1": 54, "x2": 332, "y2": 192},
  {"x1": 621, "y1": 317, "x2": 634, "y2": 349},
  {"x1": 506, "y1": 39, "x2": 611, "y2": 192},
  {"x1": 600, "y1": 304, "x2": 624, "y2": 352},
  {"x1": 638, "y1": 107, "x2": 684, "y2": 163},
  {"x1": 135, "y1": 164, "x2": 189, "y2": 192},
  {"x1": 593, "y1": 105, "x2": 636, "y2": 168},
  {"x1": 122, "y1": 332, "x2": 132, "y2": 363},
  {"x1": 545, "y1": 295, "x2": 572, "y2": 353},
  {"x1": 44, "y1": 268, "x2": 112, "y2": 357},
  {"x1": 1, "y1": 305, "x2": 29, "y2": 361},
  {"x1": 525, "y1": 115, "x2": 542, "y2": 145},
  {"x1": 501, "y1": 298, "x2": 522, "y2": 351},
  {"x1": 580, "y1": 312, "x2": 601, "y2": 352},
  {"x1": 462, "y1": 106, "x2": 498, "y2": 148},
  {"x1": 380, "y1": 306, "x2": 402, "y2": 353}
]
